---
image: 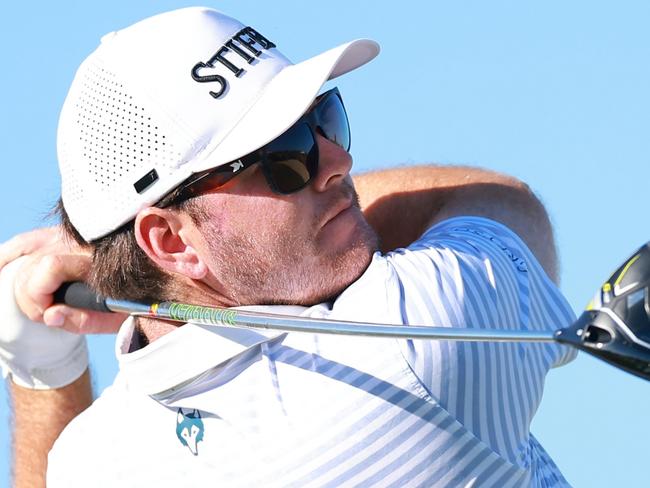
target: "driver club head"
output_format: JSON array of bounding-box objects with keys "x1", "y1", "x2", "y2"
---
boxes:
[{"x1": 555, "y1": 242, "x2": 650, "y2": 381}]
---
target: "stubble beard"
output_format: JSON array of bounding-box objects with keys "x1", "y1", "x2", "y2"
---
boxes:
[{"x1": 201, "y1": 189, "x2": 380, "y2": 307}]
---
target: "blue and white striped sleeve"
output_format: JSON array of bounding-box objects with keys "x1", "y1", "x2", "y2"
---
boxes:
[{"x1": 384, "y1": 216, "x2": 577, "y2": 466}]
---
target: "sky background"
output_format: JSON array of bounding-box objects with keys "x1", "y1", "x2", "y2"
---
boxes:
[{"x1": 1, "y1": 1, "x2": 649, "y2": 486}]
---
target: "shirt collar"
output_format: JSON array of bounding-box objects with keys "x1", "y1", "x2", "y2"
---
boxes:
[
  {"x1": 112, "y1": 253, "x2": 388, "y2": 398},
  {"x1": 115, "y1": 305, "x2": 307, "y2": 396}
]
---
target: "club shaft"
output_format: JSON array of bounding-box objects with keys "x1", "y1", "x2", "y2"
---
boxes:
[{"x1": 106, "y1": 297, "x2": 556, "y2": 343}]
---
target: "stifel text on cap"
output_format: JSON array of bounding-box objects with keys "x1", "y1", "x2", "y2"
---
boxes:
[{"x1": 191, "y1": 27, "x2": 276, "y2": 99}]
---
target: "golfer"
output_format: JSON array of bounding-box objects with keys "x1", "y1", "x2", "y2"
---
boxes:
[{"x1": 0, "y1": 7, "x2": 576, "y2": 487}]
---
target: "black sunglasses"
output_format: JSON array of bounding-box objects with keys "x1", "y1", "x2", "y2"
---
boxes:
[{"x1": 157, "y1": 87, "x2": 350, "y2": 208}]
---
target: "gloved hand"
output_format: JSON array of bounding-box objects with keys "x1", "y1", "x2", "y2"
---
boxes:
[{"x1": 0, "y1": 256, "x2": 88, "y2": 389}]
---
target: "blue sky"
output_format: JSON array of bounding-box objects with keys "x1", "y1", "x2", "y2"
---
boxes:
[{"x1": 2, "y1": 1, "x2": 650, "y2": 486}]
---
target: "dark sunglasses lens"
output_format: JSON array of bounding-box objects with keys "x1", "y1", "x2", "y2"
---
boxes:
[
  {"x1": 318, "y1": 94, "x2": 350, "y2": 151},
  {"x1": 265, "y1": 123, "x2": 317, "y2": 193}
]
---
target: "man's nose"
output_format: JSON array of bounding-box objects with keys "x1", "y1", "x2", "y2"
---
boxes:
[{"x1": 310, "y1": 134, "x2": 353, "y2": 192}]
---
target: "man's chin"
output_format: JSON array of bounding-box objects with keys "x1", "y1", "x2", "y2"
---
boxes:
[{"x1": 312, "y1": 226, "x2": 378, "y2": 303}]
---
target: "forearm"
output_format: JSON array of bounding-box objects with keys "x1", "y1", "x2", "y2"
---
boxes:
[
  {"x1": 0, "y1": 232, "x2": 111, "y2": 487},
  {"x1": 353, "y1": 165, "x2": 524, "y2": 248},
  {"x1": 353, "y1": 164, "x2": 558, "y2": 282},
  {"x1": 11, "y1": 370, "x2": 92, "y2": 488}
]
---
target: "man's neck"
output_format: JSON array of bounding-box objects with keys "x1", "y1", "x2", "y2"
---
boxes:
[
  {"x1": 134, "y1": 317, "x2": 181, "y2": 346},
  {"x1": 131, "y1": 278, "x2": 237, "y2": 346}
]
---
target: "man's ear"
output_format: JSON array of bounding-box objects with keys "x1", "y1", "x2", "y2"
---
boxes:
[{"x1": 134, "y1": 207, "x2": 208, "y2": 280}]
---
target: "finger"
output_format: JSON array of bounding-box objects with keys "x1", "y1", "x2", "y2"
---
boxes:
[
  {"x1": 27, "y1": 254, "x2": 92, "y2": 295},
  {"x1": 43, "y1": 305, "x2": 125, "y2": 335},
  {"x1": 0, "y1": 227, "x2": 64, "y2": 271},
  {"x1": 15, "y1": 254, "x2": 92, "y2": 322}
]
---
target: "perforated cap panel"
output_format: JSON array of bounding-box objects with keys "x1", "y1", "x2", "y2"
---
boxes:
[
  {"x1": 76, "y1": 63, "x2": 182, "y2": 187},
  {"x1": 58, "y1": 57, "x2": 194, "y2": 240}
]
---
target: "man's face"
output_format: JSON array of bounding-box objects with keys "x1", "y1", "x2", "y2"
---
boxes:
[{"x1": 188, "y1": 134, "x2": 380, "y2": 306}]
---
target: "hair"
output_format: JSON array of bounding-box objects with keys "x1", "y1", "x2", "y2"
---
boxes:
[{"x1": 56, "y1": 197, "x2": 206, "y2": 302}]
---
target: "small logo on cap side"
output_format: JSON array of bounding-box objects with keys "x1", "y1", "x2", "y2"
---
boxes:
[
  {"x1": 230, "y1": 161, "x2": 244, "y2": 173},
  {"x1": 134, "y1": 169, "x2": 159, "y2": 194}
]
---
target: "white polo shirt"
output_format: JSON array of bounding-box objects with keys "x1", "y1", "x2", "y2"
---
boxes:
[{"x1": 48, "y1": 217, "x2": 576, "y2": 487}]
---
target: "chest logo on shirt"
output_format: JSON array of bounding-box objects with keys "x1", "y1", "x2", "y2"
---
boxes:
[{"x1": 176, "y1": 408, "x2": 205, "y2": 455}]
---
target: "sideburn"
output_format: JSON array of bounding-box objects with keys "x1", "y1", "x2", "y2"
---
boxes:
[{"x1": 88, "y1": 225, "x2": 172, "y2": 301}]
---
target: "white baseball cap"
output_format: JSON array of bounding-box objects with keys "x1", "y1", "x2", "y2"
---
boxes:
[{"x1": 57, "y1": 7, "x2": 379, "y2": 241}]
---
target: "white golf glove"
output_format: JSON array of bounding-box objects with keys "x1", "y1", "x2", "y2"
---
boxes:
[{"x1": 0, "y1": 257, "x2": 88, "y2": 389}]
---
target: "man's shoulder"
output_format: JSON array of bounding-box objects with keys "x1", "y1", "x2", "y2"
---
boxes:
[
  {"x1": 397, "y1": 216, "x2": 531, "y2": 265},
  {"x1": 347, "y1": 215, "x2": 532, "y2": 282},
  {"x1": 54, "y1": 380, "x2": 129, "y2": 435},
  {"x1": 381, "y1": 215, "x2": 545, "y2": 289},
  {"x1": 47, "y1": 379, "x2": 142, "y2": 486},
  {"x1": 330, "y1": 215, "x2": 572, "y2": 328}
]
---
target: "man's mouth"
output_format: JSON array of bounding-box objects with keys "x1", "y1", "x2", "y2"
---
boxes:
[
  {"x1": 317, "y1": 182, "x2": 361, "y2": 230},
  {"x1": 321, "y1": 198, "x2": 353, "y2": 228}
]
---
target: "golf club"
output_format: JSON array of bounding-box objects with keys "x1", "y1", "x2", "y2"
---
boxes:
[{"x1": 55, "y1": 242, "x2": 650, "y2": 381}]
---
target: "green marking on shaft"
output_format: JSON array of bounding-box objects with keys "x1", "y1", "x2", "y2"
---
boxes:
[{"x1": 166, "y1": 301, "x2": 237, "y2": 326}]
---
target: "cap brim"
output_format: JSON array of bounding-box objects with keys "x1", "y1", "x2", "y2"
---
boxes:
[{"x1": 191, "y1": 39, "x2": 380, "y2": 172}]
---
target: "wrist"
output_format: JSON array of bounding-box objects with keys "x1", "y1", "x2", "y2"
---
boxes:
[{"x1": 0, "y1": 257, "x2": 89, "y2": 389}]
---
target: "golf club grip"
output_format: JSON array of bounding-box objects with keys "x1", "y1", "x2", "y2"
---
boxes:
[{"x1": 53, "y1": 281, "x2": 111, "y2": 313}]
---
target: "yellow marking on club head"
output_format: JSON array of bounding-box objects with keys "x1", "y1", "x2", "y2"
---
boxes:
[
  {"x1": 601, "y1": 282, "x2": 613, "y2": 304},
  {"x1": 614, "y1": 254, "x2": 641, "y2": 287},
  {"x1": 585, "y1": 299, "x2": 594, "y2": 311},
  {"x1": 151, "y1": 303, "x2": 159, "y2": 314}
]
